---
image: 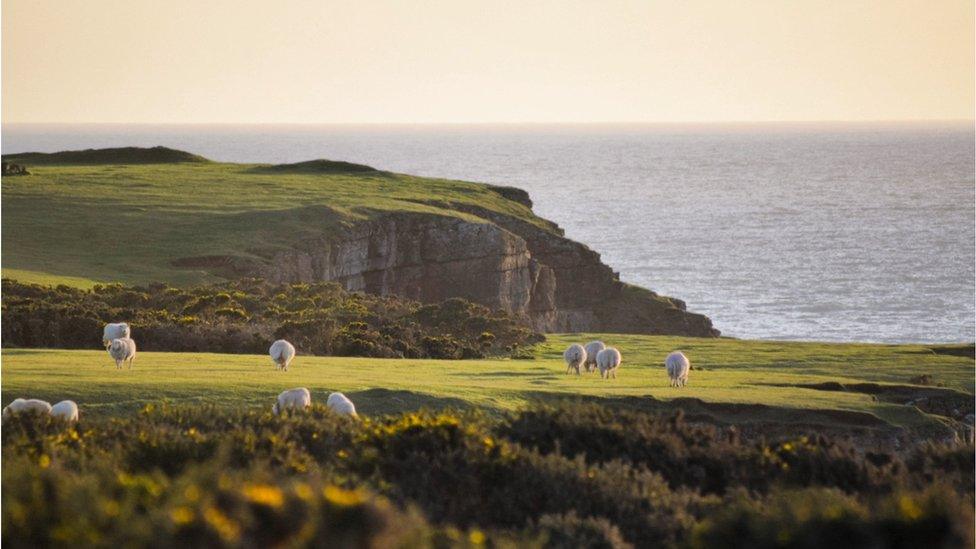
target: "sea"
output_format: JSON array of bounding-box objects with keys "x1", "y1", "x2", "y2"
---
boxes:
[{"x1": 3, "y1": 122, "x2": 974, "y2": 343}]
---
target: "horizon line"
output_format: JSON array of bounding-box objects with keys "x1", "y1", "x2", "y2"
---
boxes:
[{"x1": 3, "y1": 118, "x2": 974, "y2": 127}]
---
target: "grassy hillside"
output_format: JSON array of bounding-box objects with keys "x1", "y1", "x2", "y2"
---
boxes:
[
  {"x1": 3, "y1": 334, "x2": 972, "y2": 438},
  {"x1": 1, "y1": 152, "x2": 555, "y2": 287}
]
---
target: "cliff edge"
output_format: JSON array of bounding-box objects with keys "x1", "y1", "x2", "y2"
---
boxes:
[
  {"x1": 3, "y1": 148, "x2": 719, "y2": 337},
  {"x1": 243, "y1": 203, "x2": 718, "y2": 337}
]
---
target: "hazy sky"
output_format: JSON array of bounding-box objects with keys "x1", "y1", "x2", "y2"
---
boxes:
[{"x1": 3, "y1": 0, "x2": 973, "y2": 123}]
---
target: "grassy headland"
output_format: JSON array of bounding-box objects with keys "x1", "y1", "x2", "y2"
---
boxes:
[{"x1": 2, "y1": 149, "x2": 555, "y2": 287}]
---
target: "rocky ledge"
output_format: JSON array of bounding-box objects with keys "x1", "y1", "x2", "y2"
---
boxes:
[{"x1": 200, "y1": 199, "x2": 719, "y2": 337}]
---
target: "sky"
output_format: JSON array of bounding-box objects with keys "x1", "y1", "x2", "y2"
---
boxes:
[{"x1": 2, "y1": 0, "x2": 973, "y2": 124}]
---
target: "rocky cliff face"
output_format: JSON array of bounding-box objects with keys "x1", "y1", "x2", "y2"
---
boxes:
[{"x1": 243, "y1": 203, "x2": 719, "y2": 337}]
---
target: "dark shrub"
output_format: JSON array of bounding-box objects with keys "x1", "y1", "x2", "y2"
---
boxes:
[
  {"x1": 1, "y1": 278, "x2": 541, "y2": 359},
  {"x1": 501, "y1": 404, "x2": 902, "y2": 495},
  {"x1": 534, "y1": 512, "x2": 633, "y2": 549},
  {"x1": 689, "y1": 487, "x2": 975, "y2": 549}
]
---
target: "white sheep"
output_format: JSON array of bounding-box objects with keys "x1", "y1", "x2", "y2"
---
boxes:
[
  {"x1": 563, "y1": 343, "x2": 587, "y2": 375},
  {"x1": 2, "y1": 398, "x2": 26, "y2": 419},
  {"x1": 665, "y1": 351, "x2": 690, "y2": 387},
  {"x1": 2, "y1": 398, "x2": 52, "y2": 419},
  {"x1": 272, "y1": 387, "x2": 311, "y2": 415},
  {"x1": 108, "y1": 337, "x2": 137, "y2": 369},
  {"x1": 50, "y1": 400, "x2": 79, "y2": 422},
  {"x1": 269, "y1": 339, "x2": 296, "y2": 371},
  {"x1": 102, "y1": 322, "x2": 131, "y2": 348},
  {"x1": 584, "y1": 341, "x2": 606, "y2": 373},
  {"x1": 326, "y1": 392, "x2": 358, "y2": 417},
  {"x1": 596, "y1": 347, "x2": 622, "y2": 379}
]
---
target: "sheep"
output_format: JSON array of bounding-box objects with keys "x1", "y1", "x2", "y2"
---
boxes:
[
  {"x1": 1, "y1": 398, "x2": 26, "y2": 419},
  {"x1": 50, "y1": 400, "x2": 79, "y2": 422},
  {"x1": 108, "y1": 337, "x2": 137, "y2": 369},
  {"x1": 272, "y1": 387, "x2": 311, "y2": 415},
  {"x1": 327, "y1": 392, "x2": 358, "y2": 417},
  {"x1": 102, "y1": 322, "x2": 131, "y2": 348},
  {"x1": 563, "y1": 343, "x2": 587, "y2": 375},
  {"x1": 665, "y1": 351, "x2": 690, "y2": 387},
  {"x1": 2, "y1": 398, "x2": 52, "y2": 419},
  {"x1": 269, "y1": 339, "x2": 296, "y2": 371},
  {"x1": 596, "y1": 347, "x2": 622, "y2": 379},
  {"x1": 583, "y1": 341, "x2": 606, "y2": 373}
]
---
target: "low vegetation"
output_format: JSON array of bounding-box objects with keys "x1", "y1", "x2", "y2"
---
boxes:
[
  {"x1": 2, "y1": 404, "x2": 972, "y2": 548},
  {"x1": 1, "y1": 278, "x2": 541, "y2": 359}
]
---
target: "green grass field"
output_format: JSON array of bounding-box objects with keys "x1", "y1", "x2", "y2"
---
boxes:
[
  {"x1": 1, "y1": 159, "x2": 552, "y2": 287},
  {"x1": 3, "y1": 334, "x2": 972, "y2": 438}
]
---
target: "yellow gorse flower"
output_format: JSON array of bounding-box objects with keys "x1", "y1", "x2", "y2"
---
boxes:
[
  {"x1": 241, "y1": 484, "x2": 285, "y2": 508},
  {"x1": 170, "y1": 506, "x2": 194, "y2": 525},
  {"x1": 204, "y1": 506, "x2": 240, "y2": 542},
  {"x1": 468, "y1": 529, "x2": 486, "y2": 545},
  {"x1": 898, "y1": 496, "x2": 923, "y2": 520},
  {"x1": 323, "y1": 485, "x2": 366, "y2": 507}
]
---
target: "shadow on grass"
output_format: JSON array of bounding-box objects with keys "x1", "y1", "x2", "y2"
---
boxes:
[
  {"x1": 512, "y1": 391, "x2": 942, "y2": 443},
  {"x1": 346, "y1": 388, "x2": 472, "y2": 415},
  {"x1": 0, "y1": 349, "x2": 39, "y2": 356},
  {"x1": 762, "y1": 381, "x2": 974, "y2": 420},
  {"x1": 451, "y1": 371, "x2": 557, "y2": 378}
]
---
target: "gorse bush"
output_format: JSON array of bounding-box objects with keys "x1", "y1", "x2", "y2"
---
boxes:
[
  {"x1": 2, "y1": 403, "x2": 972, "y2": 548},
  {"x1": 689, "y1": 487, "x2": 975, "y2": 549},
  {"x1": 0, "y1": 278, "x2": 543, "y2": 359},
  {"x1": 500, "y1": 404, "x2": 911, "y2": 495}
]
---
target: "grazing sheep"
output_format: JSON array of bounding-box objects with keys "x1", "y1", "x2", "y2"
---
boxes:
[
  {"x1": 596, "y1": 347, "x2": 622, "y2": 379},
  {"x1": 584, "y1": 341, "x2": 606, "y2": 373},
  {"x1": 563, "y1": 344, "x2": 587, "y2": 375},
  {"x1": 327, "y1": 392, "x2": 358, "y2": 417},
  {"x1": 2, "y1": 398, "x2": 52, "y2": 419},
  {"x1": 272, "y1": 387, "x2": 311, "y2": 415},
  {"x1": 665, "y1": 351, "x2": 691, "y2": 387},
  {"x1": 2, "y1": 398, "x2": 26, "y2": 419},
  {"x1": 108, "y1": 337, "x2": 137, "y2": 369},
  {"x1": 51, "y1": 400, "x2": 79, "y2": 422},
  {"x1": 269, "y1": 339, "x2": 296, "y2": 371},
  {"x1": 102, "y1": 322, "x2": 131, "y2": 348}
]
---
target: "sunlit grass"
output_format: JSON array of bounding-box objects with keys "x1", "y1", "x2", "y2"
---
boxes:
[{"x1": 3, "y1": 334, "x2": 971, "y2": 436}]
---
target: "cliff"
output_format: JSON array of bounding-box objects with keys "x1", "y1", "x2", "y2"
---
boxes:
[
  {"x1": 3, "y1": 148, "x2": 719, "y2": 337},
  {"x1": 245, "y1": 207, "x2": 718, "y2": 337}
]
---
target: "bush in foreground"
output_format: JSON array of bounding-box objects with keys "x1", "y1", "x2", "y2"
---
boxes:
[{"x1": 2, "y1": 404, "x2": 972, "y2": 548}]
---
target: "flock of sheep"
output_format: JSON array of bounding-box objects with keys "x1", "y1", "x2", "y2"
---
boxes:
[
  {"x1": 2, "y1": 323, "x2": 358, "y2": 423},
  {"x1": 564, "y1": 340, "x2": 691, "y2": 387},
  {"x1": 1, "y1": 323, "x2": 694, "y2": 424}
]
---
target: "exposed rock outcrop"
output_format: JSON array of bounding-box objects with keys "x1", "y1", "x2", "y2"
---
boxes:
[{"x1": 223, "y1": 204, "x2": 719, "y2": 337}]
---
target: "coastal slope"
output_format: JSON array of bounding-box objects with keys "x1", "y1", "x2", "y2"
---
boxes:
[{"x1": 2, "y1": 147, "x2": 717, "y2": 336}]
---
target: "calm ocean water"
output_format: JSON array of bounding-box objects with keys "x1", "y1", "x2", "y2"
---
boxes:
[{"x1": 3, "y1": 123, "x2": 974, "y2": 343}]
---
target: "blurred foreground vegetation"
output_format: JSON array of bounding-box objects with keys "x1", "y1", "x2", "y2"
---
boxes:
[{"x1": 2, "y1": 403, "x2": 972, "y2": 548}]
